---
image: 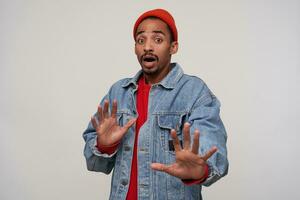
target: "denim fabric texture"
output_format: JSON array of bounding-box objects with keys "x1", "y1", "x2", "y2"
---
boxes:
[{"x1": 83, "y1": 63, "x2": 228, "y2": 200}]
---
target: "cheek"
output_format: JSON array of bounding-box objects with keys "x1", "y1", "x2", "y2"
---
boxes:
[
  {"x1": 157, "y1": 49, "x2": 171, "y2": 58},
  {"x1": 134, "y1": 46, "x2": 138, "y2": 55},
  {"x1": 135, "y1": 46, "x2": 143, "y2": 55},
  {"x1": 156, "y1": 45, "x2": 171, "y2": 55}
]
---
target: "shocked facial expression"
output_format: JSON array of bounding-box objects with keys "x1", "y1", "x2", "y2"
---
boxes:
[{"x1": 135, "y1": 18, "x2": 178, "y2": 84}]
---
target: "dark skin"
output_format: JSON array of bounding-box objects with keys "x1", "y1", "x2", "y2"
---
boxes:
[
  {"x1": 151, "y1": 124, "x2": 217, "y2": 180},
  {"x1": 134, "y1": 18, "x2": 178, "y2": 84},
  {"x1": 91, "y1": 100, "x2": 136, "y2": 147},
  {"x1": 91, "y1": 18, "x2": 217, "y2": 180}
]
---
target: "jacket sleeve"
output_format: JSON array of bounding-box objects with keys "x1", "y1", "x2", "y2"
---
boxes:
[
  {"x1": 189, "y1": 84, "x2": 229, "y2": 186},
  {"x1": 82, "y1": 94, "x2": 117, "y2": 174}
]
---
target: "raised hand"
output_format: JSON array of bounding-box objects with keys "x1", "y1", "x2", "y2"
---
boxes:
[
  {"x1": 151, "y1": 123, "x2": 217, "y2": 180},
  {"x1": 91, "y1": 99, "x2": 136, "y2": 147}
]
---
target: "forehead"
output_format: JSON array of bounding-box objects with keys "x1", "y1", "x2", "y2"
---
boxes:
[{"x1": 136, "y1": 18, "x2": 170, "y2": 35}]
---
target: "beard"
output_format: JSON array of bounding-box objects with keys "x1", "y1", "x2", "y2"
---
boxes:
[
  {"x1": 141, "y1": 65, "x2": 159, "y2": 75},
  {"x1": 139, "y1": 54, "x2": 160, "y2": 75},
  {"x1": 137, "y1": 53, "x2": 171, "y2": 82}
]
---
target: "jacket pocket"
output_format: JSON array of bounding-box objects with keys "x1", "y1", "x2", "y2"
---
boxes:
[
  {"x1": 116, "y1": 109, "x2": 133, "y2": 126},
  {"x1": 157, "y1": 113, "x2": 187, "y2": 199},
  {"x1": 157, "y1": 112, "x2": 187, "y2": 154}
]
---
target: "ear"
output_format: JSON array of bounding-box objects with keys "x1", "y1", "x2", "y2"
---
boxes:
[{"x1": 170, "y1": 41, "x2": 178, "y2": 55}]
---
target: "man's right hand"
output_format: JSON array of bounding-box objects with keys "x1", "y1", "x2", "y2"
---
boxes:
[{"x1": 91, "y1": 99, "x2": 136, "y2": 147}]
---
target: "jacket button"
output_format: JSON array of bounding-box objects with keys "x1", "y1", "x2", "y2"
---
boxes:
[
  {"x1": 124, "y1": 146, "x2": 131, "y2": 151},
  {"x1": 121, "y1": 179, "x2": 128, "y2": 186},
  {"x1": 140, "y1": 148, "x2": 146, "y2": 152}
]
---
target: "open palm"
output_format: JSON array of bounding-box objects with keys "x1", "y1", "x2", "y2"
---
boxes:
[
  {"x1": 91, "y1": 100, "x2": 136, "y2": 147},
  {"x1": 151, "y1": 123, "x2": 217, "y2": 180}
]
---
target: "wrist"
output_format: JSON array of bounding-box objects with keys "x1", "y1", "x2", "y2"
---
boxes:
[
  {"x1": 182, "y1": 163, "x2": 209, "y2": 185},
  {"x1": 96, "y1": 140, "x2": 121, "y2": 155}
]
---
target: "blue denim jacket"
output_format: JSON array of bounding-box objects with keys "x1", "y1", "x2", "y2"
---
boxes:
[{"x1": 83, "y1": 63, "x2": 228, "y2": 200}]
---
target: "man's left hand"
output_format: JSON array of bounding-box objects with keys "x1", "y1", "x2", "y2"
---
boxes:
[{"x1": 151, "y1": 123, "x2": 217, "y2": 180}]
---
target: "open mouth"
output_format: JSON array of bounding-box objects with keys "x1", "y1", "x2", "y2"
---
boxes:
[
  {"x1": 144, "y1": 57, "x2": 156, "y2": 62},
  {"x1": 142, "y1": 55, "x2": 157, "y2": 63}
]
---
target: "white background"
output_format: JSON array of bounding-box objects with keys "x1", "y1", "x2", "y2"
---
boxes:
[{"x1": 1, "y1": 0, "x2": 300, "y2": 199}]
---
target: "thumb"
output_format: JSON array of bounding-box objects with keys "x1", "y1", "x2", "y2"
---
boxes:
[
  {"x1": 121, "y1": 118, "x2": 136, "y2": 133},
  {"x1": 151, "y1": 163, "x2": 169, "y2": 172}
]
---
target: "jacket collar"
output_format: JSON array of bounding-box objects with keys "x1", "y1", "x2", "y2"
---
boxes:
[{"x1": 121, "y1": 63, "x2": 184, "y2": 89}]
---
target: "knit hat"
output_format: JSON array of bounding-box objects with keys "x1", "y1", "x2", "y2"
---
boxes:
[{"x1": 133, "y1": 8, "x2": 178, "y2": 42}]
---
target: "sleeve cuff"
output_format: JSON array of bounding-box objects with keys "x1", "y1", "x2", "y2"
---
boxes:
[{"x1": 89, "y1": 137, "x2": 118, "y2": 158}]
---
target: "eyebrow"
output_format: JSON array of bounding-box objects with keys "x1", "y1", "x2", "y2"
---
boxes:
[
  {"x1": 136, "y1": 30, "x2": 166, "y2": 37},
  {"x1": 136, "y1": 30, "x2": 145, "y2": 36},
  {"x1": 153, "y1": 30, "x2": 166, "y2": 35}
]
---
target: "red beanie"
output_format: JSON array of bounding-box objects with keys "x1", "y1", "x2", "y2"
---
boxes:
[{"x1": 133, "y1": 8, "x2": 178, "y2": 42}]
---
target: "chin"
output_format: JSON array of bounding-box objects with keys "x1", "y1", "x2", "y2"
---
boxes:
[{"x1": 142, "y1": 66, "x2": 158, "y2": 75}]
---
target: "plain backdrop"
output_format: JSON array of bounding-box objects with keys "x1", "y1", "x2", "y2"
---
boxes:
[{"x1": 1, "y1": 0, "x2": 300, "y2": 199}]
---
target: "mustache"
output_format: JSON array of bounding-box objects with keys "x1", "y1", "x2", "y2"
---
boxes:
[{"x1": 140, "y1": 53, "x2": 159, "y2": 61}]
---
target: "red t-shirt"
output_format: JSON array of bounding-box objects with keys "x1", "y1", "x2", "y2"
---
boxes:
[
  {"x1": 97, "y1": 75, "x2": 208, "y2": 199},
  {"x1": 126, "y1": 75, "x2": 151, "y2": 200}
]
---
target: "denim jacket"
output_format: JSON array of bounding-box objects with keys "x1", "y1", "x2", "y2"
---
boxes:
[{"x1": 83, "y1": 63, "x2": 228, "y2": 200}]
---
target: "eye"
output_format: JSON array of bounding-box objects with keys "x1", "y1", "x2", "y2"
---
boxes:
[
  {"x1": 136, "y1": 38, "x2": 144, "y2": 45},
  {"x1": 154, "y1": 37, "x2": 163, "y2": 43}
]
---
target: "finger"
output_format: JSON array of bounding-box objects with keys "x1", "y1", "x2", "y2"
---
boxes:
[
  {"x1": 91, "y1": 116, "x2": 98, "y2": 130},
  {"x1": 150, "y1": 163, "x2": 169, "y2": 172},
  {"x1": 191, "y1": 129, "x2": 200, "y2": 154},
  {"x1": 97, "y1": 105, "x2": 104, "y2": 124},
  {"x1": 111, "y1": 99, "x2": 117, "y2": 118},
  {"x1": 171, "y1": 129, "x2": 182, "y2": 152},
  {"x1": 103, "y1": 100, "x2": 109, "y2": 118},
  {"x1": 120, "y1": 118, "x2": 137, "y2": 135},
  {"x1": 202, "y1": 146, "x2": 218, "y2": 161},
  {"x1": 183, "y1": 122, "x2": 191, "y2": 150}
]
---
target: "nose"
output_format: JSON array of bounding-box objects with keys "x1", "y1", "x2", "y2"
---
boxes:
[{"x1": 144, "y1": 39, "x2": 153, "y2": 52}]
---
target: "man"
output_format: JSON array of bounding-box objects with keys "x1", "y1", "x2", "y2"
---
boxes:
[{"x1": 83, "y1": 8, "x2": 228, "y2": 200}]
